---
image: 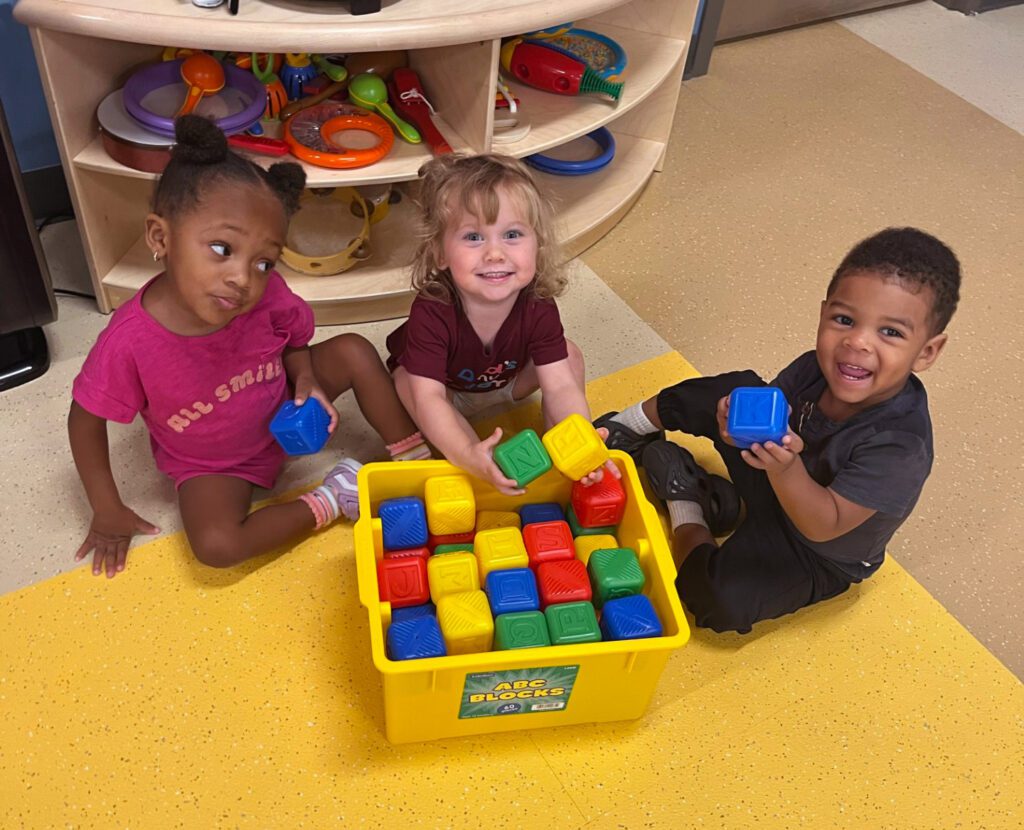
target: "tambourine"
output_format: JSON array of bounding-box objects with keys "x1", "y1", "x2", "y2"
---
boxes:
[
  {"x1": 122, "y1": 58, "x2": 265, "y2": 137},
  {"x1": 283, "y1": 102, "x2": 394, "y2": 169},
  {"x1": 281, "y1": 187, "x2": 372, "y2": 276}
]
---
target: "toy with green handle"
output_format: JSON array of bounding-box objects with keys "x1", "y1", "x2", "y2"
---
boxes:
[{"x1": 348, "y1": 73, "x2": 421, "y2": 144}]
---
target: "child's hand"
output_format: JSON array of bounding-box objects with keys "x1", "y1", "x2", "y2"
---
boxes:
[
  {"x1": 75, "y1": 505, "x2": 160, "y2": 578},
  {"x1": 294, "y1": 375, "x2": 339, "y2": 434},
  {"x1": 740, "y1": 429, "x2": 806, "y2": 474},
  {"x1": 716, "y1": 395, "x2": 738, "y2": 447},
  {"x1": 462, "y1": 428, "x2": 525, "y2": 497},
  {"x1": 577, "y1": 427, "x2": 623, "y2": 487}
]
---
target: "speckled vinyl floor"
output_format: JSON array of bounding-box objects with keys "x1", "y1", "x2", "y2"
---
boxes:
[{"x1": 2, "y1": 354, "x2": 1021, "y2": 828}]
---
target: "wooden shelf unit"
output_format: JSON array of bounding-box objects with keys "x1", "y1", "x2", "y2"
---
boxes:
[{"x1": 16, "y1": 0, "x2": 698, "y2": 323}]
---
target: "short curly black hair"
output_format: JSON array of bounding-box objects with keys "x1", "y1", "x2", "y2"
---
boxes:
[
  {"x1": 827, "y1": 227, "x2": 961, "y2": 334},
  {"x1": 152, "y1": 115, "x2": 305, "y2": 220}
]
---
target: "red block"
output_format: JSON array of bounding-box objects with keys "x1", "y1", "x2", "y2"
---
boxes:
[
  {"x1": 536, "y1": 559, "x2": 592, "y2": 608},
  {"x1": 571, "y1": 474, "x2": 626, "y2": 528},
  {"x1": 383, "y1": 546, "x2": 430, "y2": 561},
  {"x1": 376, "y1": 557, "x2": 430, "y2": 608},
  {"x1": 427, "y1": 530, "x2": 475, "y2": 551},
  {"x1": 522, "y1": 520, "x2": 575, "y2": 568}
]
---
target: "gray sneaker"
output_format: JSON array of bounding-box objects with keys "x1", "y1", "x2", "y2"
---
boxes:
[{"x1": 593, "y1": 411, "x2": 664, "y2": 464}]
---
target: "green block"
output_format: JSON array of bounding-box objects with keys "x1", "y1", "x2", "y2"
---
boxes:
[
  {"x1": 433, "y1": 543, "x2": 474, "y2": 555},
  {"x1": 566, "y1": 504, "x2": 616, "y2": 537},
  {"x1": 587, "y1": 547, "x2": 644, "y2": 607},
  {"x1": 494, "y1": 611, "x2": 551, "y2": 650},
  {"x1": 493, "y1": 429, "x2": 553, "y2": 488},
  {"x1": 545, "y1": 601, "x2": 601, "y2": 645}
]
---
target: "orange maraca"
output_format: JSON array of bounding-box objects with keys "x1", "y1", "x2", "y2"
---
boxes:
[{"x1": 176, "y1": 54, "x2": 225, "y2": 117}]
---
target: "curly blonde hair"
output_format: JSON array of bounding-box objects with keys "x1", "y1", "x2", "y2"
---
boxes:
[{"x1": 409, "y1": 153, "x2": 567, "y2": 304}]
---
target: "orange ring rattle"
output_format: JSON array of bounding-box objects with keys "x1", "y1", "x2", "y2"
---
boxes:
[{"x1": 283, "y1": 102, "x2": 394, "y2": 169}]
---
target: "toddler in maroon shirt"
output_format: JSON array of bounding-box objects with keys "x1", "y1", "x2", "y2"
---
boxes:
[{"x1": 387, "y1": 154, "x2": 617, "y2": 494}]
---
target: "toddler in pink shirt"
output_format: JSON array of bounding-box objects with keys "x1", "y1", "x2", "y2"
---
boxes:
[{"x1": 70, "y1": 116, "x2": 429, "y2": 577}]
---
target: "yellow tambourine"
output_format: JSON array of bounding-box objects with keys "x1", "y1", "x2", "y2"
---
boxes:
[{"x1": 281, "y1": 187, "x2": 371, "y2": 276}]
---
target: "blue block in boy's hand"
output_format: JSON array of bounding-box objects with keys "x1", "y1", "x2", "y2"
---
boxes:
[
  {"x1": 379, "y1": 497, "x2": 429, "y2": 551},
  {"x1": 270, "y1": 398, "x2": 330, "y2": 455},
  {"x1": 727, "y1": 387, "x2": 789, "y2": 449},
  {"x1": 387, "y1": 616, "x2": 446, "y2": 660}
]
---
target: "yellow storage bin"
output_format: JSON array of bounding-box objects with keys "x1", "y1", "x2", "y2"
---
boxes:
[{"x1": 354, "y1": 452, "x2": 690, "y2": 744}]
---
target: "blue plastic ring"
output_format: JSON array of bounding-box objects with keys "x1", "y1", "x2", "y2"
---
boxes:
[{"x1": 525, "y1": 127, "x2": 616, "y2": 176}]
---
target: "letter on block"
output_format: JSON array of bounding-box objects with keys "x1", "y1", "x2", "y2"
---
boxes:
[
  {"x1": 437, "y1": 590, "x2": 494, "y2": 654},
  {"x1": 599, "y1": 595, "x2": 663, "y2": 641},
  {"x1": 522, "y1": 520, "x2": 575, "y2": 568},
  {"x1": 427, "y1": 552, "x2": 480, "y2": 604},
  {"x1": 727, "y1": 387, "x2": 789, "y2": 449},
  {"x1": 570, "y1": 473, "x2": 626, "y2": 528},
  {"x1": 542, "y1": 414, "x2": 610, "y2": 481},
  {"x1": 379, "y1": 497, "x2": 428, "y2": 551},
  {"x1": 424, "y1": 474, "x2": 476, "y2": 535},
  {"x1": 474, "y1": 527, "x2": 529, "y2": 579},
  {"x1": 587, "y1": 547, "x2": 645, "y2": 607},
  {"x1": 493, "y1": 429, "x2": 552, "y2": 488},
  {"x1": 377, "y1": 557, "x2": 430, "y2": 608}
]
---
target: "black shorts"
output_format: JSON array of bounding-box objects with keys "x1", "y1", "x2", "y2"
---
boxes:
[{"x1": 656, "y1": 371, "x2": 856, "y2": 634}]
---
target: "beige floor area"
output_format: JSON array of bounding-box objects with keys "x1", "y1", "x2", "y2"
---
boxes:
[{"x1": 582, "y1": 19, "x2": 1024, "y2": 675}]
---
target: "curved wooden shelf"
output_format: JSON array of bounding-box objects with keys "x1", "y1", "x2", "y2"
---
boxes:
[
  {"x1": 74, "y1": 113, "x2": 469, "y2": 187},
  {"x1": 14, "y1": 0, "x2": 627, "y2": 52},
  {"x1": 101, "y1": 130, "x2": 663, "y2": 324},
  {"x1": 499, "y1": 22, "x2": 685, "y2": 158},
  {"x1": 18, "y1": 0, "x2": 697, "y2": 321}
]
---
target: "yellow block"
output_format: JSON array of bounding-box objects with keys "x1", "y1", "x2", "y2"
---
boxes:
[
  {"x1": 574, "y1": 533, "x2": 620, "y2": 565},
  {"x1": 476, "y1": 510, "x2": 522, "y2": 532},
  {"x1": 542, "y1": 413, "x2": 610, "y2": 481},
  {"x1": 426, "y1": 551, "x2": 479, "y2": 604},
  {"x1": 436, "y1": 590, "x2": 494, "y2": 654},
  {"x1": 424, "y1": 474, "x2": 476, "y2": 535},
  {"x1": 474, "y1": 526, "x2": 529, "y2": 579}
]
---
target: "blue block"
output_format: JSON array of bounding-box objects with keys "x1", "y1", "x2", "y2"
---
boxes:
[
  {"x1": 727, "y1": 387, "x2": 789, "y2": 449},
  {"x1": 391, "y1": 602, "x2": 436, "y2": 623},
  {"x1": 599, "y1": 594, "x2": 663, "y2": 641},
  {"x1": 485, "y1": 568, "x2": 540, "y2": 615},
  {"x1": 379, "y1": 497, "x2": 429, "y2": 551},
  {"x1": 386, "y1": 616, "x2": 446, "y2": 660},
  {"x1": 519, "y1": 502, "x2": 565, "y2": 526},
  {"x1": 269, "y1": 398, "x2": 330, "y2": 455}
]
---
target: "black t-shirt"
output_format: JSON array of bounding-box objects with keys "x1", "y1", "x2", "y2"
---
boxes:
[{"x1": 772, "y1": 351, "x2": 934, "y2": 579}]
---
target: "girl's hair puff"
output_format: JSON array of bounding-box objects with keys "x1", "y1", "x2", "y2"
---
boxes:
[
  {"x1": 152, "y1": 115, "x2": 306, "y2": 220},
  {"x1": 410, "y1": 153, "x2": 566, "y2": 303}
]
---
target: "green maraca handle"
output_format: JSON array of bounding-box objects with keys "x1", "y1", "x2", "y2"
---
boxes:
[{"x1": 375, "y1": 101, "x2": 421, "y2": 144}]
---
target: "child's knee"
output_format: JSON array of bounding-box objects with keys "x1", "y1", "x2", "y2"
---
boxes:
[{"x1": 187, "y1": 525, "x2": 245, "y2": 569}]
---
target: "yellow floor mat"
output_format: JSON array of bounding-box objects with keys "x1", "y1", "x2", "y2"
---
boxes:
[{"x1": 2, "y1": 352, "x2": 1021, "y2": 828}]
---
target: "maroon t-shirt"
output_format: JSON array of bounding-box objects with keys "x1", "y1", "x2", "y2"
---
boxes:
[{"x1": 386, "y1": 292, "x2": 569, "y2": 393}]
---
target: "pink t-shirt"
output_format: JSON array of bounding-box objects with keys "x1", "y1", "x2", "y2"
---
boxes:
[{"x1": 73, "y1": 272, "x2": 314, "y2": 488}]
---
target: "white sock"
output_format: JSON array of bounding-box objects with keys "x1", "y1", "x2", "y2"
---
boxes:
[
  {"x1": 668, "y1": 500, "x2": 708, "y2": 532},
  {"x1": 613, "y1": 402, "x2": 659, "y2": 435}
]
